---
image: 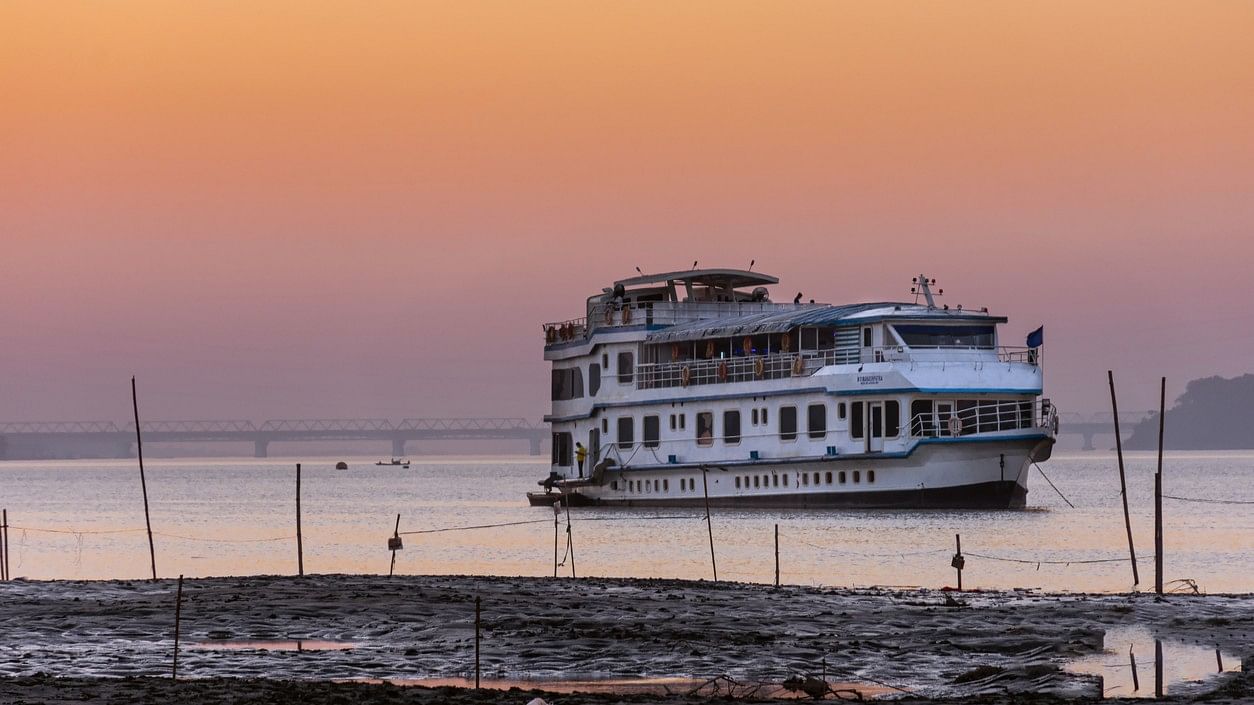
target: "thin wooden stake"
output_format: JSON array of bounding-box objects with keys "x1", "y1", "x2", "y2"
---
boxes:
[
  {"x1": 1155, "y1": 376, "x2": 1165, "y2": 596},
  {"x1": 701, "y1": 467, "x2": 718, "y2": 582},
  {"x1": 774, "y1": 523, "x2": 780, "y2": 587},
  {"x1": 552, "y1": 499, "x2": 560, "y2": 578},
  {"x1": 1130, "y1": 644, "x2": 1140, "y2": 691},
  {"x1": 1216, "y1": 647, "x2": 1223, "y2": 673},
  {"x1": 132, "y1": 376, "x2": 157, "y2": 581},
  {"x1": 172, "y1": 574, "x2": 184, "y2": 679},
  {"x1": 955, "y1": 534, "x2": 963, "y2": 591},
  {"x1": 563, "y1": 495, "x2": 576, "y2": 578},
  {"x1": 389, "y1": 514, "x2": 401, "y2": 577},
  {"x1": 296, "y1": 463, "x2": 304, "y2": 577},
  {"x1": 1108, "y1": 371, "x2": 1139, "y2": 586},
  {"x1": 474, "y1": 596, "x2": 481, "y2": 689},
  {"x1": 1154, "y1": 638, "x2": 1163, "y2": 698},
  {"x1": 1, "y1": 508, "x2": 8, "y2": 581}
]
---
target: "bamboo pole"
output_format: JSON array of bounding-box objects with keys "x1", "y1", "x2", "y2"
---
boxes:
[
  {"x1": 132, "y1": 377, "x2": 157, "y2": 581},
  {"x1": 701, "y1": 467, "x2": 718, "y2": 582},
  {"x1": 553, "y1": 499, "x2": 560, "y2": 578},
  {"x1": 172, "y1": 575, "x2": 184, "y2": 679},
  {"x1": 774, "y1": 523, "x2": 780, "y2": 587},
  {"x1": 955, "y1": 534, "x2": 963, "y2": 591},
  {"x1": 296, "y1": 463, "x2": 304, "y2": 577},
  {"x1": 1107, "y1": 371, "x2": 1139, "y2": 586},
  {"x1": 389, "y1": 514, "x2": 401, "y2": 577},
  {"x1": 1, "y1": 508, "x2": 7, "y2": 581},
  {"x1": 1154, "y1": 639, "x2": 1163, "y2": 698},
  {"x1": 474, "y1": 596, "x2": 482, "y2": 688},
  {"x1": 563, "y1": 496, "x2": 576, "y2": 578},
  {"x1": 1130, "y1": 645, "x2": 1140, "y2": 692},
  {"x1": 1155, "y1": 377, "x2": 1165, "y2": 596}
]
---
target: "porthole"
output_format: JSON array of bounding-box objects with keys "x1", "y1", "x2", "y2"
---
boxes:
[
  {"x1": 754, "y1": 476, "x2": 760, "y2": 488},
  {"x1": 853, "y1": 471, "x2": 861, "y2": 483},
  {"x1": 839, "y1": 471, "x2": 846, "y2": 484},
  {"x1": 825, "y1": 471, "x2": 832, "y2": 484},
  {"x1": 772, "y1": 475, "x2": 779, "y2": 487},
  {"x1": 868, "y1": 470, "x2": 876, "y2": 483}
]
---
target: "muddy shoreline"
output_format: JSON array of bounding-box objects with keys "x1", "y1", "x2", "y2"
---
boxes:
[{"x1": 0, "y1": 574, "x2": 1249, "y2": 703}]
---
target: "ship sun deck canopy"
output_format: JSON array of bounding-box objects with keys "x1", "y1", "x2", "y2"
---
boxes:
[{"x1": 645, "y1": 303, "x2": 1006, "y2": 344}]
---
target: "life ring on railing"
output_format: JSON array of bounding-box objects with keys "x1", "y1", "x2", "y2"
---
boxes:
[
  {"x1": 545, "y1": 327, "x2": 556, "y2": 344},
  {"x1": 742, "y1": 336, "x2": 753, "y2": 355},
  {"x1": 717, "y1": 361, "x2": 729, "y2": 382},
  {"x1": 791, "y1": 356, "x2": 805, "y2": 376},
  {"x1": 781, "y1": 333, "x2": 792, "y2": 353},
  {"x1": 680, "y1": 365, "x2": 692, "y2": 387},
  {"x1": 671, "y1": 343, "x2": 681, "y2": 362},
  {"x1": 704, "y1": 341, "x2": 716, "y2": 359},
  {"x1": 621, "y1": 306, "x2": 632, "y2": 325},
  {"x1": 948, "y1": 416, "x2": 963, "y2": 436},
  {"x1": 753, "y1": 357, "x2": 765, "y2": 379},
  {"x1": 604, "y1": 307, "x2": 614, "y2": 325}
]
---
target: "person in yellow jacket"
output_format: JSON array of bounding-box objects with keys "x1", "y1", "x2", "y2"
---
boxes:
[{"x1": 575, "y1": 442, "x2": 588, "y2": 478}]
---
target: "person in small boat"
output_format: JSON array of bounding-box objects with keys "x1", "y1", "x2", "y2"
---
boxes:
[{"x1": 575, "y1": 442, "x2": 588, "y2": 478}]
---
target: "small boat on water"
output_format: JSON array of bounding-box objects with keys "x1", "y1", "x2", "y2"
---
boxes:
[
  {"x1": 376, "y1": 458, "x2": 411, "y2": 468},
  {"x1": 532, "y1": 268, "x2": 1057, "y2": 509}
]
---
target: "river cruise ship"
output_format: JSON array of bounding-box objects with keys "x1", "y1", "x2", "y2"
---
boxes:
[{"x1": 535, "y1": 269, "x2": 1056, "y2": 509}]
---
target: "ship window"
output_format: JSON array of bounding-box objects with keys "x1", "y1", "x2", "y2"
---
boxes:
[
  {"x1": 550, "y1": 368, "x2": 584, "y2": 401},
  {"x1": 723, "y1": 410, "x2": 741, "y2": 444},
  {"x1": 782, "y1": 474, "x2": 788, "y2": 486},
  {"x1": 696, "y1": 412, "x2": 714, "y2": 446},
  {"x1": 772, "y1": 474, "x2": 779, "y2": 487},
  {"x1": 911, "y1": 399, "x2": 933, "y2": 436},
  {"x1": 839, "y1": 471, "x2": 846, "y2": 483},
  {"x1": 663, "y1": 479, "x2": 669, "y2": 491},
  {"x1": 885, "y1": 401, "x2": 900, "y2": 437},
  {"x1": 669, "y1": 414, "x2": 676, "y2": 430},
  {"x1": 838, "y1": 403, "x2": 846, "y2": 420},
  {"x1": 761, "y1": 408, "x2": 768, "y2": 425},
  {"x1": 751, "y1": 409, "x2": 758, "y2": 425},
  {"x1": 854, "y1": 470, "x2": 861, "y2": 483},
  {"x1": 617, "y1": 417, "x2": 634, "y2": 450},
  {"x1": 601, "y1": 418, "x2": 608, "y2": 433},
  {"x1": 863, "y1": 327, "x2": 872, "y2": 347},
  {"x1": 807, "y1": 404, "x2": 827, "y2": 439},
  {"x1": 779, "y1": 406, "x2": 797, "y2": 441},
  {"x1": 617, "y1": 351, "x2": 634, "y2": 384},
  {"x1": 868, "y1": 470, "x2": 876, "y2": 483},
  {"x1": 611, "y1": 481, "x2": 618, "y2": 490},
  {"x1": 753, "y1": 476, "x2": 760, "y2": 488},
  {"x1": 602, "y1": 353, "x2": 609, "y2": 368},
  {"x1": 678, "y1": 414, "x2": 686, "y2": 430},
  {"x1": 643, "y1": 415, "x2": 660, "y2": 448},
  {"x1": 895, "y1": 324, "x2": 995, "y2": 349},
  {"x1": 851, "y1": 402, "x2": 864, "y2": 439},
  {"x1": 551, "y1": 432, "x2": 572, "y2": 466},
  {"x1": 813, "y1": 472, "x2": 820, "y2": 485},
  {"x1": 589, "y1": 364, "x2": 601, "y2": 396},
  {"x1": 825, "y1": 471, "x2": 832, "y2": 484},
  {"x1": 801, "y1": 473, "x2": 808, "y2": 486},
  {"x1": 735, "y1": 477, "x2": 741, "y2": 489}
]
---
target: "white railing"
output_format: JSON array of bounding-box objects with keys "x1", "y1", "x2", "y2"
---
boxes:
[
  {"x1": 908, "y1": 398, "x2": 1056, "y2": 438},
  {"x1": 636, "y1": 353, "x2": 813, "y2": 389}
]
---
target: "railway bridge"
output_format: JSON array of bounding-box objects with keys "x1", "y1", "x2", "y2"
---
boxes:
[{"x1": 0, "y1": 418, "x2": 546, "y2": 459}]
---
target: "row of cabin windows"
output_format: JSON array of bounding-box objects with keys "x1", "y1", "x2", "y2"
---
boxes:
[
  {"x1": 613, "y1": 401, "x2": 902, "y2": 449},
  {"x1": 614, "y1": 477, "x2": 698, "y2": 493},
  {"x1": 735, "y1": 469, "x2": 874, "y2": 489}
]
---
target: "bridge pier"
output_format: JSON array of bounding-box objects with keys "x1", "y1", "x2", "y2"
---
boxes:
[
  {"x1": 392, "y1": 438, "x2": 407, "y2": 458},
  {"x1": 529, "y1": 435, "x2": 542, "y2": 456},
  {"x1": 1081, "y1": 432, "x2": 1096, "y2": 451},
  {"x1": 254, "y1": 439, "x2": 269, "y2": 458}
]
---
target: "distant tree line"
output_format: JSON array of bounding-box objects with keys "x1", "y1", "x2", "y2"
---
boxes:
[{"x1": 1124, "y1": 374, "x2": 1254, "y2": 450}]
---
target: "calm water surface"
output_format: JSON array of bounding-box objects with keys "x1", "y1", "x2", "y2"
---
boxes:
[{"x1": 0, "y1": 452, "x2": 1249, "y2": 592}]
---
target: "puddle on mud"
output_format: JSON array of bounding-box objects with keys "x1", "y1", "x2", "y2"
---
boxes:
[
  {"x1": 355, "y1": 676, "x2": 892, "y2": 699},
  {"x1": 1065, "y1": 626, "x2": 1241, "y2": 699},
  {"x1": 191, "y1": 640, "x2": 355, "y2": 652}
]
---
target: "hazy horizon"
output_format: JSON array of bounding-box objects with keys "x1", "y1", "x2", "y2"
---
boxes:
[{"x1": 3, "y1": 2, "x2": 1253, "y2": 422}]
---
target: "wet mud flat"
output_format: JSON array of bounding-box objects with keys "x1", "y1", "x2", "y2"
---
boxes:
[{"x1": 0, "y1": 574, "x2": 1249, "y2": 703}]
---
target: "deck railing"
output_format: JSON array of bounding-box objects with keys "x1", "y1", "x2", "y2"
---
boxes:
[{"x1": 908, "y1": 398, "x2": 1057, "y2": 438}]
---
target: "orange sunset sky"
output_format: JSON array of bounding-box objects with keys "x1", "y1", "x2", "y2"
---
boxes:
[{"x1": 2, "y1": 2, "x2": 1253, "y2": 424}]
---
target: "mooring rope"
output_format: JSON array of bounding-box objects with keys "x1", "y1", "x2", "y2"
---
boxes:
[{"x1": 1162, "y1": 494, "x2": 1254, "y2": 505}]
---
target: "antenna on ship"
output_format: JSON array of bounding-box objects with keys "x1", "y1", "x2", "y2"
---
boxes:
[
  {"x1": 911, "y1": 275, "x2": 943, "y2": 308},
  {"x1": 692, "y1": 260, "x2": 699, "y2": 270},
  {"x1": 635, "y1": 266, "x2": 644, "y2": 275},
  {"x1": 748, "y1": 259, "x2": 755, "y2": 272}
]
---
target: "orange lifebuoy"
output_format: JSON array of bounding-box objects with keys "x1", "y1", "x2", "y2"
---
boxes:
[
  {"x1": 742, "y1": 336, "x2": 753, "y2": 355},
  {"x1": 791, "y1": 356, "x2": 805, "y2": 376},
  {"x1": 781, "y1": 333, "x2": 792, "y2": 353},
  {"x1": 621, "y1": 307, "x2": 632, "y2": 325},
  {"x1": 680, "y1": 365, "x2": 692, "y2": 387},
  {"x1": 705, "y1": 341, "x2": 716, "y2": 359},
  {"x1": 671, "y1": 343, "x2": 680, "y2": 362},
  {"x1": 754, "y1": 357, "x2": 765, "y2": 379},
  {"x1": 717, "y1": 361, "x2": 729, "y2": 382},
  {"x1": 545, "y1": 327, "x2": 556, "y2": 344}
]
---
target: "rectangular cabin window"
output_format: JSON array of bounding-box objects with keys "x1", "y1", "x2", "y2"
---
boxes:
[
  {"x1": 851, "y1": 402, "x2": 864, "y2": 439},
  {"x1": 863, "y1": 327, "x2": 872, "y2": 347},
  {"x1": 802, "y1": 473, "x2": 808, "y2": 486},
  {"x1": 779, "y1": 406, "x2": 798, "y2": 441},
  {"x1": 678, "y1": 414, "x2": 686, "y2": 430},
  {"x1": 617, "y1": 351, "x2": 634, "y2": 384},
  {"x1": 551, "y1": 432, "x2": 572, "y2": 466},
  {"x1": 617, "y1": 417, "x2": 634, "y2": 450},
  {"x1": 551, "y1": 369, "x2": 582, "y2": 401},
  {"x1": 723, "y1": 410, "x2": 741, "y2": 444},
  {"x1": 885, "y1": 400, "x2": 900, "y2": 437},
  {"x1": 868, "y1": 470, "x2": 876, "y2": 483},
  {"x1": 825, "y1": 471, "x2": 832, "y2": 484},
  {"x1": 601, "y1": 418, "x2": 608, "y2": 433},
  {"x1": 894, "y1": 324, "x2": 995, "y2": 349},
  {"x1": 643, "y1": 415, "x2": 660, "y2": 448},
  {"x1": 772, "y1": 474, "x2": 779, "y2": 487},
  {"x1": 696, "y1": 412, "x2": 714, "y2": 446},
  {"x1": 782, "y1": 474, "x2": 789, "y2": 486},
  {"x1": 669, "y1": 414, "x2": 676, "y2": 431},
  {"x1": 753, "y1": 476, "x2": 760, "y2": 488},
  {"x1": 761, "y1": 408, "x2": 768, "y2": 425},
  {"x1": 871, "y1": 406, "x2": 883, "y2": 438},
  {"x1": 838, "y1": 403, "x2": 846, "y2": 420},
  {"x1": 911, "y1": 399, "x2": 933, "y2": 436},
  {"x1": 663, "y1": 479, "x2": 669, "y2": 491},
  {"x1": 589, "y1": 364, "x2": 601, "y2": 396},
  {"x1": 751, "y1": 409, "x2": 758, "y2": 426},
  {"x1": 854, "y1": 470, "x2": 861, "y2": 483},
  {"x1": 808, "y1": 404, "x2": 827, "y2": 440},
  {"x1": 839, "y1": 471, "x2": 846, "y2": 483},
  {"x1": 735, "y1": 476, "x2": 741, "y2": 489}
]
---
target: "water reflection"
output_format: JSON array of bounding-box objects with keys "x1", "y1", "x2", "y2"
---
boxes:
[{"x1": 1065, "y1": 626, "x2": 1241, "y2": 698}]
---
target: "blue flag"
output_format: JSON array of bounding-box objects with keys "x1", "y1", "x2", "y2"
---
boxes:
[{"x1": 1026, "y1": 326, "x2": 1044, "y2": 349}]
